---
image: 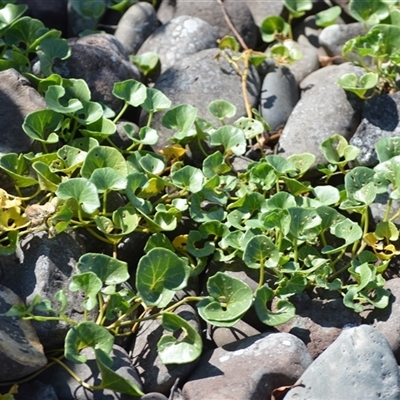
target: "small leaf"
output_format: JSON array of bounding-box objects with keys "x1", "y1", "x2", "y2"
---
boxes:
[
  {"x1": 283, "y1": 0, "x2": 313, "y2": 18},
  {"x1": 64, "y1": 322, "x2": 114, "y2": 363},
  {"x1": 157, "y1": 312, "x2": 202, "y2": 364},
  {"x1": 218, "y1": 35, "x2": 240, "y2": 52},
  {"x1": 89, "y1": 167, "x2": 127, "y2": 193},
  {"x1": 162, "y1": 104, "x2": 197, "y2": 139},
  {"x1": 142, "y1": 88, "x2": 171, "y2": 113},
  {"x1": 69, "y1": 271, "x2": 102, "y2": 310},
  {"x1": 23, "y1": 109, "x2": 63, "y2": 144},
  {"x1": 315, "y1": 5, "x2": 342, "y2": 27},
  {"x1": 210, "y1": 125, "x2": 246, "y2": 156},
  {"x1": 375, "y1": 137, "x2": 400, "y2": 163},
  {"x1": 202, "y1": 151, "x2": 231, "y2": 178},
  {"x1": 171, "y1": 166, "x2": 204, "y2": 193},
  {"x1": 254, "y1": 286, "x2": 296, "y2": 326},
  {"x1": 112, "y1": 79, "x2": 147, "y2": 107},
  {"x1": 243, "y1": 235, "x2": 279, "y2": 269},
  {"x1": 208, "y1": 100, "x2": 237, "y2": 121},
  {"x1": 260, "y1": 15, "x2": 291, "y2": 42}
]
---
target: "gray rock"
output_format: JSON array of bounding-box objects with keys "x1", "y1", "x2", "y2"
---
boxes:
[
  {"x1": 259, "y1": 65, "x2": 299, "y2": 133},
  {"x1": 114, "y1": 2, "x2": 159, "y2": 55},
  {"x1": 38, "y1": 345, "x2": 142, "y2": 400},
  {"x1": 289, "y1": 42, "x2": 321, "y2": 84},
  {"x1": 14, "y1": 380, "x2": 58, "y2": 400},
  {"x1": 156, "y1": 0, "x2": 258, "y2": 49},
  {"x1": 285, "y1": 325, "x2": 400, "y2": 400},
  {"x1": 182, "y1": 332, "x2": 313, "y2": 400},
  {"x1": 241, "y1": 0, "x2": 284, "y2": 27},
  {"x1": 0, "y1": 231, "x2": 87, "y2": 350},
  {"x1": 141, "y1": 394, "x2": 168, "y2": 400},
  {"x1": 0, "y1": 284, "x2": 47, "y2": 382},
  {"x1": 294, "y1": 16, "x2": 327, "y2": 56},
  {"x1": 274, "y1": 292, "x2": 361, "y2": 359},
  {"x1": 366, "y1": 278, "x2": 400, "y2": 363},
  {"x1": 131, "y1": 304, "x2": 201, "y2": 394},
  {"x1": 138, "y1": 16, "x2": 219, "y2": 73},
  {"x1": 277, "y1": 63, "x2": 364, "y2": 168},
  {"x1": 148, "y1": 48, "x2": 260, "y2": 153},
  {"x1": 319, "y1": 22, "x2": 366, "y2": 58},
  {"x1": 210, "y1": 319, "x2": 261, "y2": 348},
  {"x1": 52, "y1": 34, "x2": 141, "y2": 112},
  {"x1": 0, "y1": 69, "x2": 46, "y2": 156},
  {"x1": 350, "y1": 92, "x2": 400, "y2": 167},
  {"x1": 369, "y1": 193, "x2": 400, "y2": 229}
]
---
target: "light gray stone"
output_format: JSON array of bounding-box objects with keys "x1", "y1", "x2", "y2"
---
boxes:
[
  {"x1": 138, "y1": 16, "x2": 219, "y2": 73},
  {"x1": 285, "y1": 325, "x2": 400, "y2": 400},
  {"x1": 182, "y1": 332, "x2": 313, "y2": 400},
  {"x1": 277, "y1": 63, "x2": 364, "y2": 168},
  {"x1": 289, "y1": 42, "x2": 320, "y2": 84},
  {"x1": 114, "y1": 2, "x2": 159, "y2": 55}
]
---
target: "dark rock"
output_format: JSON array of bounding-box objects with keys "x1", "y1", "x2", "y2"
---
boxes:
[
  {"x1": 14, "y1": 380, "x2": 58, "y2": 400},
  {"x1": 182, "y1": 332, "x2": 313, "y2": 400},
  {"x1": 259, "y1": 65, "x2": 299, "y2": 133},
  {"x1": 156, "y1": 0, "x2": 258, "y2": 49},
  {"x1": 0, "y1": 231, "x2": 87, "y2": 350},
  {"x1": 131, "y1": 304, "x2": 201, "y2": 394},
  {"x1": 138, "y1": 16, "x2": 219, "y2": 73},
  {"x1": 274, "y1": 292, "x2": 361, "y2": 359},
  {"x1": 114, "y1": 2, "x2": 159, "y2": 55},
  {"x1": 140, "y1": 394, "x2": 168, "y2": 400},
  {"x1": 210, "y1": 319, "x2": 261, "y2": 347},
  {"x1": 0, "y1": 69, "x2": 46, "y2": 156},
  {"x1": 147, "y1": 48, "x2": 260, "y2": 154},
  {"x1": 285, "y1": 325, "x2": 400, "y2": 400},
  {"x1": 277, "y1": 63, "x2": 364, "y2": 168},
  {"x1": 52, "y1": 34, "x2": 141, "y2": 112},
  {"x1": 38, "y1": 345, "x2": 142, "y2": 400},
  {"x1": 0, "y1": 284, "x2": 47, "y2": 382},
  {"x1": 350, "y1": 92, "x2": 400, "y2": 167}
]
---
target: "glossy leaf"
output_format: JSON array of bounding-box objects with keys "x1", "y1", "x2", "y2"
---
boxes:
[
  {"x1": 171, "y1": 166, "x2": 204, "y2": 193},
  {"x1": 45, "y1": 85, "x2": 83, "y2": 114},
  {"x1": 349, "y1": 0, "x2": 389, "y2": 25},
  {"x1": 136, "y1": 248, "x2": 189, "y2": 307},
  {"x1": 64, "y1": 322, "x2": 114, "y2": 363},
  {"x1": 315, "y1": 5, "x2": 342, "y2": 27},
  {"x1": 157, "y1": 312, "x2": 202, "y2": 364},
  {"x1": 260, "y1": 15, "x2": 290, "y2": 42},
  {"x1": 32, "y1": 161, "x2": 61, "y2": 192},
  {"x1": 37, "y1": 37, "x2": 70, "y2": 76},
  {"x1": 243, "y1": 235, "x2": 279, "y2": 269},
  {"x1": 337, "y1": 72, "x2": 378, "y2": 99},
  {"x1": 0, "y1": 4, "x2": 27, "y2": 32},
  {"x1": 375, "y1": 137, "x2": 400, "y2": 163},
  {"x1": 283, "y1": 0, "x2": 312, "y2": 18},
  {"x1": 142, "y1": 87, "x2": 171, "y2": 113},
  {"x1": 129, "y1": 51, "x2": 159, "y2": 77},
  {"x1": 69, "y1": 271, "x2": 102, "y2": 310},
  {"x1": 23, "y1": 109, "x2": 64, "y2": 144},
  {"x1": 210, "y1": 125, "x2": 246, "y2": 156},
  {"x1": 288, "y1": 207, "x2": 322, "y2": 240},
  {"x1": 320, "y1": 134, "x2": 360, "y2": 167},
  {"x1": 56, "y1": 177, "x2": 100, "y2": 214},
  {"x1": 162, "y1": 104, "x2": 197, "y2": 139},
  {"x1": 112, "y1": 79, "x2": 147, "y2": 107},
  {"x1": 208, "y1": 100, "x2": 237, "y2": 121},
  {"x1": 89, "y1": 167, "x2": 127, "y2": 193},
  {"x1": 0, "y1": 153, "x2": 38, "y2": 187}
]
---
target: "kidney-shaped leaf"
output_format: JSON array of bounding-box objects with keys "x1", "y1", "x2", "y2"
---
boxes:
[
  {"x1": 89, "y1": 167, "x2": 127, "y2": 193},
  {"x1": 23, "y1": 109, "x2": 64, "y2": 144},
  {"x1": 69, "y1": 271, "x2": 102, "y2": 310},
  {"x1": 157, "y1": 312, "x2": 202, "y2": 364},
  {"x1": 56, "y1": 177, "x2": 100, "y2": 214},
  {"x1": 112, "y1": 79, "x2": 147, "y2": 107},
  {"x1": 171, "y1": 166, "x2": 204, "y2": 193},
  {"x1": 197, "y1": 272, "x2": 253, "y2": 325},
  {"x1": 243, "y1": 235, "x2": 279, "y2": 269},
  {"x1": 136, "y1": 248, "x2": 190, "y2": 308},
  {"x1": 210, "y1": 125, "x2": 246, "y2": 156}
]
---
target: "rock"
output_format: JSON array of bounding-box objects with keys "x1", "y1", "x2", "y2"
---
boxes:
[
  {"x1": 131, "y1": 304, "x2": 201, "y2": 394},
  {"x1": 0, "y1": 285, "x2": 47, "y2": 382},
  {"x1": 114, "y1": 2, "x2": 159, "y2": 55},
  {"x1": 259, "y1": 65, "x2": 299, "y2": 133},
  {"x1": 285, "y1": 325, "x2": 400, "y2": 400},
  {"x1": 38, "y1": 345, "x2": 142, "y2": 400},
  {"x1": 182, "y1": 332, "x2": 313, "y2": 400},
  {"x1": 242, "y1": 0, "x2": 284, "y2": 27},
  {"x1": 277, "y1": 63, "x2": 363, "y2": 168},
  {"x1": 147, "y1": 48, "x2": 260, "y2": 153},
  {"x1": 52, "y1": 34, "x2": 141, "y2": 112},
  {"x1": 210, "y1": 319, "x2": 261, "y2": 348},
  {"x1": 0, "y1": 231, "x2": 87, "y2": 350},
  {"x1": 138, "y1": 16, "x2": 219, "y2": 73},
  {"x1": 319, "y1": 22, "x2": 366, "y2": 58},
  {"x1": 156, "y1": 0, "x2": 258, "y2": 49},
  {"x1": 350, "y1": 92, "x2": 400, "y2": 167},
  {"x1": 289, "y1": 42, "x2": 320, "y2": 84},
  {"x1": 294, "y1": 16, "x2": 328, "y2": 56},
  {"x1": 14, "y1": 380, "x2": 58, "y2": 400},
  {"x1": 366, "y1": 278, "x2": 400, "y2": 363},
  {"x1": 369, "y1": 193, "x2": 400, "y2": 229},
  {"x1": 274, "y1": 292, "x2": 361, "y2": 359},
  {"x1": 141, "y1": 394, "x2": 168, "y2": 400},
  {"x1": 0, "y1": 69, "x2": 46, "y2": 156}
]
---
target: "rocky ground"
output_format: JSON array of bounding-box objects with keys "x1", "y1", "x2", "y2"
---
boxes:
[{"x1": 1, "y1": 0, "x2": 400, "y2": 399}]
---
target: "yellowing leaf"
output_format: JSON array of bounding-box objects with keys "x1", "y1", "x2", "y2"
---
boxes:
[
  {"x1": 172, "y1": 234, "x2": 188, "y2": 251},
  {"x1": 159, "y1": 145, "x2": 186, "y2": 162},
  {"x1": 139, "y1": 177, "x2": 165, "y2": 198}
]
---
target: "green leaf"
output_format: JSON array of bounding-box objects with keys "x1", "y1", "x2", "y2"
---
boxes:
[
  {"x1": 254, "y1": 286, "x2": 296, "y2": 326},
  {"x1": 349, "y1": 0, "x2": 389, "y2": 25},
  {"x1": 112, "y1": 79, "x2": 147, "y2": 107},
  {"x1": 197, "y1": 272, "x2": 253, "y2": 325},
  {"x1": 131, "y1": 126, "x2": 158, "y2": 145},
  {"x1": 266, "y1": 155, "x2": 297, "y2": 176},
  {"x1": 126, "y1": 172, "x2": 152, "y2": 214},
  {"x1": 243, "y1": 235, "x2": 279, "y2": 269},
  {"x1": 77, "y1": 253, "x2": 129, "y2": 285},
  {"x1": 138, "y1": 153, "x2": 165, "y2": 175},
  {"x1": 171, "y1": 166, "x2": 204, "y2": 193},
  {"x1": 287, "y1": 153, "x2": 316, "y2": 177},
  {"x1": 375, "y1": 221, "x2": 399, "y2": 241},
  {"x1": 344, "y1": 166, "x2": 377, "y2": 205},
  {"x1": 94, "y1": 348, "x2": 144, "y2": 396},
  {"x1": 218, "y1": 35, "x2": 240, "y2": 52},
  {"x1": 375, "y1": 137, "x2": 400, "y2": 163},
  {"x1": 53, "y1": 145, "x2": 86, "y2": 175},
  {"x1": 322, "y1": 218, "x2": 363, "y2": 254},
  {"x1": 283, "y1": 0, "x2": 312, "y2": 18},
  {"x1": 157, "y1": 312, "x2": 202, "y2": 364},
  {"x1": 56, "y1": 177, "x2": 100, "y2": 214},
  {"x1": 0, "y1": 231, "x2": 19, "y2": 256},
  {"x1": 136, "y1": 248, "x2": 189, "y2": 307},
  {"x1": 89, "y1": 167, "x2": 127, "y2": 193},
  {"x1": 55, "y1": 289, "x2": 68, "y2": 314},
  {"x1": 144, "y1": 233, "x2": 175, "y2": 253},
  {"x1": 337, "y1": 72, "x2": 378, "y2": 99},
  {"x1": 65, "y1": 322, "x2": 114, "y2": 363},
  {"x1": 0, "y1": 4, "x2": 27, "y2": 32},
  {"x1": 69, "y1": 271, "x2": 102, "y2": 310},
  {"x1": 23, "y1": 109, "x2": 63, "y2": 144},
  {"x1": 343, "y1": 286, "x2": 363, "y2": 312},
  {"x1": 70, "y1": 0, "x2": 105, "y2": 18},
  {"x1": 210, "y1": 125, "x2": 246, "y2": 156},
  {"x1": 162, "y1": 104, "x2": 197, "y2": 139},
  {"x1": 32, "y1": 161, "x2": 61, "y2": 192},
  {"x1": 187, "y1": 230, "x2": 215, "y2": 257},
  {"x1": 288, "y1": 207, "x2": 322, "y2": 240},
  {"x1": 142, "y1": 88, "x2": 171, "y2": 113},
  {"x1": 320, "y1": 134, "x2": 360, "y2": 167},
  {"x1": 37, "y1": 38, "x2": 70, "y2": 76},
  {"x1": 81, "y1": 146, "x2": 128, "y2": 178},
  {"x1": 129, "y1": 51, "x2": 159, "y2": 77},
  {"x1": 313, "y1": 185, "x2": 340, "y2": 206},
  {"x1": 208, "y1": 100, "x2": 237, "y2": 121},
  {"x1": 260, "y1": 15, "x2": 291, "y2": 43},
  {"x1": 316, "y1": 205, "x2": 346, "y2": 232},
  {"x1": 45, "y1": 85, "x2": 83, "y2": 114},
  {"x1": 0, "y1": 153, "x2": 38, "y2": 187},
  {"x1": 202, "y1": 151, "x2": 231, "y2": 178},
  {"x1": 234, "y1": 117, "x2": 264, "y2": 139},
  {"x1": 315, "y1": 5, "x2": 342, "y2": 27}
]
